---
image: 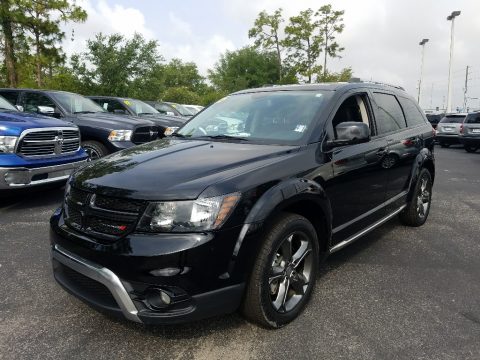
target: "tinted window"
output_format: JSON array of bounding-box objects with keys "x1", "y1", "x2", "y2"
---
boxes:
[
  {"x1": 123, "y1": 99, "x2": 158, "y2": 115},
  {"x1": 0, "y1": 95, "x2": 18, "y2": 111},
  {"x1": 49, "y1": 92, "x2": 105, "y2": 114},
  {"x1": 93, "y1": 99, "x2": 127, "y2": 114},
  {"x1": 24, "y1": 92, "x2": 56, "y2": 113},
  {"x1": 439, "y1": 115, "x2": 465, "y2": 124},
  {"x1": 0, "y1": 91, "x2": 18, "y2": 105},
  {"x1": 372, "y1": 93, "x2": 406, "y2": 134},
  {"x1": 398, "y1": 97, "x2": 427, "y2": 127},
  {"x1": 465, "y1": 113, "x2": 480, "y2": 124}
]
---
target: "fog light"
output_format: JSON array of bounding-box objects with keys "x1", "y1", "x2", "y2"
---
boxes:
[
  {"x1": 4, "y1": 170, "x2": 30, "y2": 185},
  {"x1": 145, "y1": 288, "x2": 172, "y2": 310}
]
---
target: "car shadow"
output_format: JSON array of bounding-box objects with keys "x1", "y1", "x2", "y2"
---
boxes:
[{"x1": 0, "y1": 184, "x2": 65, "y2": 210}]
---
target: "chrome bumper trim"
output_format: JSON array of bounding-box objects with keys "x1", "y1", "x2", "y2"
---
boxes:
[
  {"x1": 52, "y1": 244, "x2": 141, "y2": 323},
  {"x1": 0, "y1": 160, "x2": 86, "y2": 189}
]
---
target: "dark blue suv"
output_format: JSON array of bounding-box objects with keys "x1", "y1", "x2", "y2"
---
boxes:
[{"x1": 0, "y1": 95, "x2": 87, "y2": 190}]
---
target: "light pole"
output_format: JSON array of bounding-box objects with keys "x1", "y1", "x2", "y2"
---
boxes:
[
  {"x1": 417, "y1": 38, "x2": 429, "y2": 106},
  {"x1": 446, "y1": 10, "x2": 461, "y2": 113}
]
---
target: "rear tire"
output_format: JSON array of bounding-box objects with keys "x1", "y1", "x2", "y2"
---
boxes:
[
  {"x1": 82, "y1": 141, "x2": 108, "y2": 160},
  {"x1": 241, "y1": 213, "x2": 319, "y2": 328},
  {"x1": 400, "y1": 169, "x2": 432, "y2": 227},
  {"x1": 464, "y1": 145, "x2": 477, "y2": 153}
]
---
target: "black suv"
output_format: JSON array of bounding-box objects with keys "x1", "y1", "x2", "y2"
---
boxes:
[
  {"x1": 88, "y1": 96, "x2": 186, "y2": 136},
  {"x1": 0, "y1": 89, "x2": 159, "y2": 159},
  {"x1": 50, "y1": 82, "x2": 435, "y2": 328}
]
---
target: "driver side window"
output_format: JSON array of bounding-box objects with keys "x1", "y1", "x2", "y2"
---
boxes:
[
  {"x1": 332, "y1": 94, "x2": 373, "y2": 138},
  {"x1": 24, "y1": 92, "x2": 57, "y2": 114}
]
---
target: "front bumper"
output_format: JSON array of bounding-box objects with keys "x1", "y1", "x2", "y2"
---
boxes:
[
  {"x1": 0, "y1": 159, "x2": 87, "y2": 189},
  {"x1": 50, "y1": 210, "x2": 252, "y2": 324}
]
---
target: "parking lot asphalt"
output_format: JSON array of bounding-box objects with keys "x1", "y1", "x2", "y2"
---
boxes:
[{"x1": 0, "y1": 146, "x2": 479, "y2": 360}]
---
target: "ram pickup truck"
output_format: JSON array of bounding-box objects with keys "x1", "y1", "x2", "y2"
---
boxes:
[
  {"x1": 88, "y1": 96, "x2": 186, "y2": 136},
  {"x1": 0, "y1": 95, "x2": 87, "y2": 189},
  {"x1": 0, "y1": 89, "x2": 159, "y2": 160}
]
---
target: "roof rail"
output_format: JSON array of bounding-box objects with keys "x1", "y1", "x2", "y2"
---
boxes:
[{"x1": 348, "y1": 78, "x2": 405, "y2": 91}]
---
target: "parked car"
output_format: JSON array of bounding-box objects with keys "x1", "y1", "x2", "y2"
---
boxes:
[
  {"x1": 435, "y1": 113, "x2": 467, "y2": 147},
  {"x1": 0, "y1": 95, "x2": 87, "y2": 190},
  {"x1": 145, "y1": 101, "x2": 194, "y2": 117},
  {"x1": 459, "y1": 111, "x2": 480, "y2": 152},
  {"x1": 0, "y1": 89, "x2": 159, "y2": 160},
  {"x1": 88, "y1": 96, "x2": 186, "y2": 136},
  {"x1": 50, "y1": 82, "x2": 435, "y2": 328},
  {"x1": 182, "y1": 104, "x2": 204, "y2": 115}
]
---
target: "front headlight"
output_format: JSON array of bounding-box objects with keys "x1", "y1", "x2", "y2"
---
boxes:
[
  {"x1": 164, "y1": 127, "x2": 179, "y2": 136},
  {"x1": 0, "y1": 136, "x2": 18, "y2": 153},
  {"x1": 137, "y1": 192, "x2": 241, "y2": 232},
  {"x1": 108, "y1": 130, "x2": 132, "y2": 142}
]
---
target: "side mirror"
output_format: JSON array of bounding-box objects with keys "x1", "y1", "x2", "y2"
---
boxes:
[
  {"x1": 15, "y1": 105, "x2": 24, "y2": 112},
  {"x1": 327, "y1": 122, "x2": 370, "y2": 148},
  {"x1": 37, "y1": 105, "x2": 61, "y2": 118}
]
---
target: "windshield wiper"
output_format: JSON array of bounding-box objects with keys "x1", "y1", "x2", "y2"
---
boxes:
[
  {"x1": 138, "y1": 112, "x2": 156, "y2": 116},
  {"x1": 196, "y1": 134, "x2": 249, "y2": 141},
  {"x1": 73, "y1": 111, "x2": 97, "y2": 114},
  {"x1": 169, "y1": 133, "x2": 189, "y2": 138}
]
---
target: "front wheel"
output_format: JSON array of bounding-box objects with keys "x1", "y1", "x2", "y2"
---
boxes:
[
  {"x1": 464, "y1": 145, "x2": 478, "y2": 153},
  {"x1": 82, "y1": 141, "x2": 108, "y2": 161},
  {"x1": 399, "y1": 169, "x2": 433, "y2": 227},
  {"x1": 242, "y1": 213, "x2": 319, "y2": 328}
]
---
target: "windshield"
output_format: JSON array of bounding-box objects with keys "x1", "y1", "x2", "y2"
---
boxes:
[
  {"x1": 439, "y1": 115, "x2": 465, "y2": 124},
  {"x1": 169, "y1": 103, "x2": 194, "y2": 116},
  {"x1": 177, "y1": 90, "x2": 331, "y2": 145},
  {"x1": 123, "y1": 99, "x2": 159, "y2": 115},
  {"x1": 0, "y1": 96, "x2": 17, "y2": 111},
  {"x1": 50, "y1": 92, "x2": 106, "y2": 114}
]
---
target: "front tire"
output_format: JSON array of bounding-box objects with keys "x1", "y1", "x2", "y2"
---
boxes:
[
  {"x1": 82, "y1": 141, "x2": 108, "y2": 160},
  {"x1": 242, "y1": 213, "x2": 319, "y2": 328},
  {"x1": 400, "y1": 169, "x2": 432, "y2": 227}
]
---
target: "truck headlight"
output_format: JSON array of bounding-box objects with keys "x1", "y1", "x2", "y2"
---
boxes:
[
  {"x1": 0, "y1": 136, "x2": 18, "y2": 153},
  {"x1": 108, "y1": 130, "x2": 132, "y2": 142},
  {"x1": 137, "y1": 192, "x2": 241, "y2": 232}
]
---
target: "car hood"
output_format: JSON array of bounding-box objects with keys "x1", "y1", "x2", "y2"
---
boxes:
[
  {"x1": 0, "y1": 111, "x2": 76, "y2": 136},
  {"x1": 73, "y1": 139, "x2": 299, "y2": 200},
  {"x1": 74, "y1": 112, "x2": 157, "y2": 129}
]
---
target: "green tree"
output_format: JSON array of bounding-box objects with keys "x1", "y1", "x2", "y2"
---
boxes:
[
  {"x1": 248, "y1": 8, "x2": 284, "y2": 81},
  {"x1": 283, "y1": 9, "x2": 322, "y2": 84},
  {"x1": 208, "y1": 46, "x2": 280, "y2": 93},
  {"x1": 316, "y1": 5, "x2": 345, "y2": 78},
  {"x1": 317, "y1": 67, "x2": 352, "y2": 83},
  {"x1": 18, "y1": 0, "x2": 87, "y2": 87},
  {"x1": 161, "y1": 86, "x2": 201, "y2": 104},
  {"x1": 72, "y1": 32, "x2": 163, "y2": 97},
  {"x1": 163, "y1": 58, "x2": 205, "y2": 92},
  {"x1": 0, "y1": 0, "x2": 21, "y2": 86}
]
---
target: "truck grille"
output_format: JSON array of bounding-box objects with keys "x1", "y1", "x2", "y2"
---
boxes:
[
  {"x1": 131, "y1": 126, "x2": 158, "y2": 145},
  {"x1": 17, "y1": 128, "x2": 80, "y2": 157},
  {"x1": 64, "y1": 187, "x2": 145, "y2": 243}
]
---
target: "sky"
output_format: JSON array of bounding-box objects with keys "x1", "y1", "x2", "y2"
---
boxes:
[{"x1": 62, "y1": 0, "x2": 480, "y2": 111}]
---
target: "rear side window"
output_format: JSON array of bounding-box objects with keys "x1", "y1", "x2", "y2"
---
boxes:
[
  {"x1": 439, "y1": 116, "x2": 465, "y2": 124},
  {"x1": 398, "y1": 97, "x2": 427, "y2": 127},
  {"x1": 465, "y1": 113, "x2": 480, "y2": 124},
  {"x1": 372, "y1": 92, "x2": 406, "y2": 134},
  {"x1": 0, "y1": 91, "x2": 19, "y2": 105}
]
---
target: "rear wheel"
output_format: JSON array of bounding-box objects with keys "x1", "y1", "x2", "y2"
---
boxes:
[
  {"x1": 464, "y1": 145, "x2": 478, "y2": 153},
  {"x1": 242, "y1": 213, "x2": 319, "y2": 328},
  {"x1": 400, "y1": 169, "x2": 432, "y2": 227},
  {"x1": 82, "y1": 141, "x2": 108, "y2": 160}
]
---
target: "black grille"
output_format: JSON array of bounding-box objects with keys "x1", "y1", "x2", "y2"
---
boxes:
[
  {"x1": 58, "y1": 263, "x2": 118, "y2": 308},
  {"x1": 64, "y1": 187, "x2": 145, "y2": 242},
  {"x1": 17, "y1": 128, "x2": 80, "y2": 157},
  {"x1": 131, "y1": 126, "x2": 158, "y2": 144}
]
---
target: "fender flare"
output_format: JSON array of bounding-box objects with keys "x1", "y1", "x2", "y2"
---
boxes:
[
  {"x1": 406, "y1": 148, "x2": 435, "y2": 201},
  {"x1": 230, "y1": 178, "x2": 332, "y2": 264}
]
